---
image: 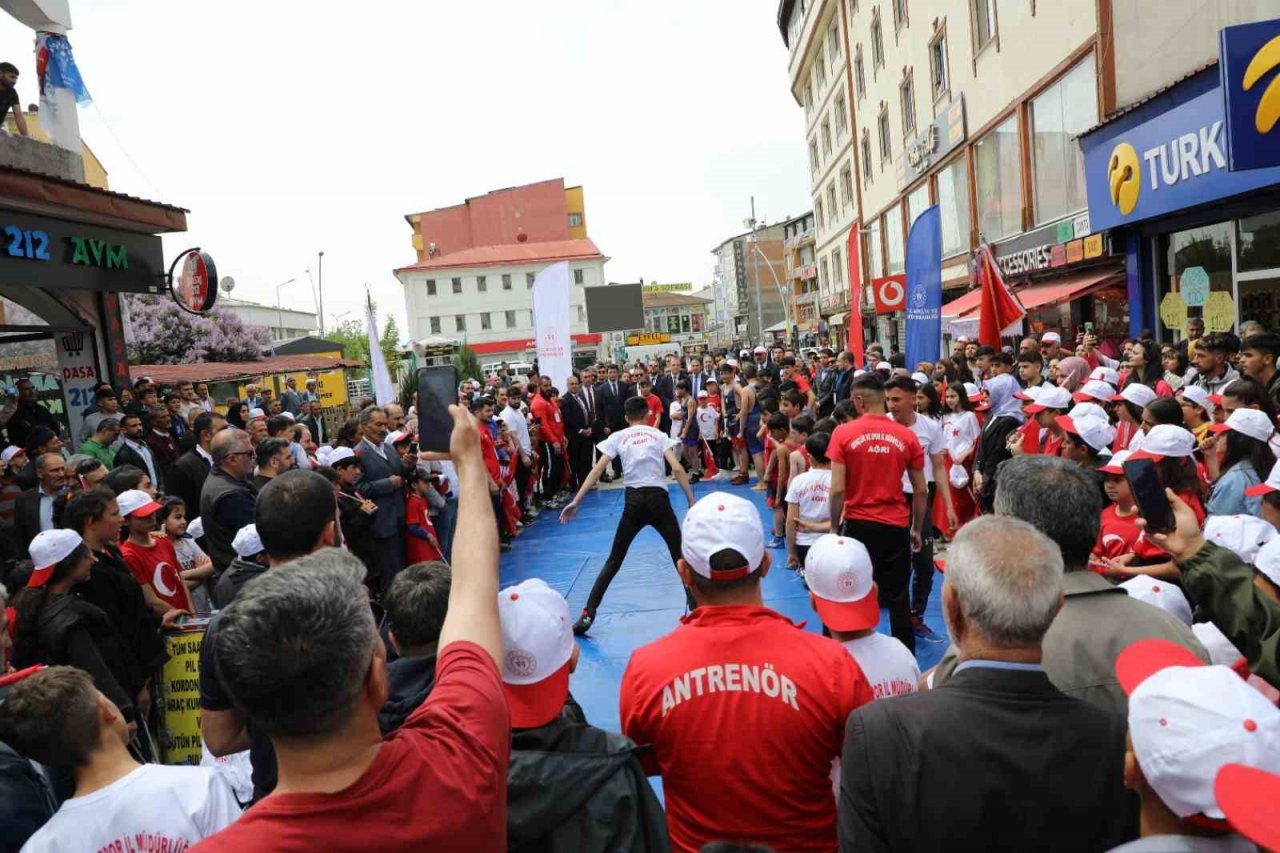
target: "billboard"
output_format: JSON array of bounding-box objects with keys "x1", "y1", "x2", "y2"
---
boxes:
[{"x1": 584, "y1": 283, "x2": 645, "y2": 333}]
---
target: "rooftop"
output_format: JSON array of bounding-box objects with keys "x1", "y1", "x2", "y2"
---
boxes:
[
  {"x1": 0, "y1": 162, "x2": 187, "y2": 233},
  {"x1": 644, "y1": 291, "x2": 713, "y2": 308},
  {"x1": 134, "y1": 354, "x2": 363, "y2": 386},
  {"x1": 394, "y1": 238, "x2": 604, "y2": 274}
]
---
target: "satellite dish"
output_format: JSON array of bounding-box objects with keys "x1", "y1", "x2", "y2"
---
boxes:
[{"x1": 219, "y1": 276, "x2": 236, "y2": 294}]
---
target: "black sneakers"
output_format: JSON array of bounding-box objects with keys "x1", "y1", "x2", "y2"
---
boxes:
[{"x1": 572, "y1": 609, "x2": 595, "y2": 636}]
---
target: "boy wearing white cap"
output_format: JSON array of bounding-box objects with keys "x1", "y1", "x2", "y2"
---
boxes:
[
  {"x1": 806, "y1": 534, "x2": 919, "y2": 698},
  {"x1": 1111, "y1": 639, "x2": 1280, "y2": 852},
  {"x1": 500, "y1": 578, "x2": 667, "y2": 849},
  {"x1": 211, "y1": 524, "x2": 267, "y2": 609},
  {"x1": 620, "y1": 491, "x2": 873, "y2": 853}
]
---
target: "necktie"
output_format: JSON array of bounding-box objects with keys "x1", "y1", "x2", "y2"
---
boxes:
[{"x1": 586, "y1": 388, "x2": 595, "y2": 420}]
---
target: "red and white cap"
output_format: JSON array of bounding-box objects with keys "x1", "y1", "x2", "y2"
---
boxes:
[
  {"x1": 327, "y1": 447, "x2": 357, "y2": 466},
  {"x1": 962, "y1": 382, "x2": 983, "y2": 402},
  {"x1": 1253, "y1": 537, "x2": 1280, "y2": 589},
  {"x1": 681, "y1": 491, "x2": 765, "y2": 580},
  {"x1": 117, "y1": 489, "x2": 162, "y2": 518},
  {"x1": 804, "y1": 534, "x2": 879, "y2": 632},
  {"x1": 1118, "y1": 575, "x2": 1193, "y2": 626},
  {"x1": 1014, "y1": 385, "x2": 1043, "y2": 403},
  {"x1": 1130, "y1": 424, "x2": 1197, "y2": 461},
  {"x1": 1192, "y1": 622, "x2": 1250, "y2": 674},
  {"x1": 248, "y1": 407, "x2": 267, "y2": 421},
  {"x1": 1041, "y1": 331, "x2": 1062, "y2": 344},
  {"x1": 389, "y1": 430, "x2": 414, "y2": 446},
  {"x1": 1098, "y1": 449, "x2": 1134, "y2": 475},
  {"x1": 1112, "y1": 383, "x2": 1157, "y2": 408},
  {"x1": 1215, "y1": 764, "x2": 1280, "y2": 851},
  {"x1": 0, "y1": 445, "x2": 25, "y2": 468},
  {"x1": 1067, "y1": 401, "x2": 1108, "y2": 423},
  {"x1": 1203, "y1": 514, "x2": 1277, "y2": 565},
  {"x1": 1090, "y1": 366, "x2": 1120, "y2": 386},
  {"x1": 232, "y1": 524, "x2": 264, "y2": 558},
  {"x1": 1024, "y1": 385, "x2": 1072, "y2": 413},
  {"x1": 1245, "y1": 461, "x2": 1280, "y2": 497},
  {"x1": 1055, "y1": 413, "x2": 1116, "y2": 452},
  {"x1": 1117, "y1": 639, "x2": 1280, "y2": 820},
  {"x1": 1072, "y1": 379, "x2": 1116, "y2": 403},
  {"x1": 753, "y1": 346, "x2": 767, "y2": 354},
  {"x1": 27, "y1": 529, "x2": 84, "y2": 587},
  {"x1": 1210, "y1": 408, "x2": 1276, "y2": 444},
  {"x1": 1178, "y1": 385, "x2": 1216, "y2": 416},
  {"x1": 498, "y1": 578, "x2": 575, "y2": 729}
]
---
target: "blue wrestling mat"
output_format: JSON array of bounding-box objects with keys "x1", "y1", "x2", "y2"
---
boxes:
[{"x1": 498, "y1": 482, "x2": 953, "y2": 736}]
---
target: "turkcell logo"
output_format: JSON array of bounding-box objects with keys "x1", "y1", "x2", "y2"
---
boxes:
[
  {"x1": 1220, "y1": 18, "x2": 1280, "y2": 171},
  {"x1": 1137, "y1": 121, "x2": 1227, "y2": 190}
]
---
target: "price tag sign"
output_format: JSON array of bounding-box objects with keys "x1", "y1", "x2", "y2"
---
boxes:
[
  {"x1": 1159, "y1": 292, "x2": 1188, "y2": 333},
  {"x1": 1180, "y1": 266, "x2": 1210, "y2": 307},
  {"x1": 1203, "y1": 291, "x2": 1235, "y2": 333}
]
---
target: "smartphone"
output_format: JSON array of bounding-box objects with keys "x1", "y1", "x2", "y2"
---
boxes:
[
  {"x1": 417, "y1": 365, "x2": 459, "y2": 453},
  {"x1": 1123, "y1": 457, "x2": 1175, "y2": 534},
  {"x1": 1084, "y1": 321, "x2": 1094, "y2": 335}
]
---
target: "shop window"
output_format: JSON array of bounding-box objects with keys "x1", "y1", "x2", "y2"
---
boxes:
[
  {"x1": 885, "y1": 204, "x2": 905, "y2": 274},
  {"x1": 907, "y1": 183, "x2": 930, "y2": 228},
  {"x1": 974, "y1": 115, "x2": 1021, "y2": 241},
  {"x1": 1159, "y1": 222, "x2": 1233, "y2": 340},
  {"x1": 867, "y1": 220, "x2": 884, "y2": 279},
  {"x1": 1238, "y1": 210, "x2": 1280, "y2": 273},
  {"x1": 1030, "y1": 54, "x2": 1097, "y2": 226},
  {"x1": 936, "y1": 156, "x2": 970, "y2": 258}
]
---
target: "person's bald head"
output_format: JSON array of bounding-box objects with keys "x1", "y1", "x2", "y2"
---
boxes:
[{"x1": 212, "y1": 427, "x2": 254, "y2": 478}]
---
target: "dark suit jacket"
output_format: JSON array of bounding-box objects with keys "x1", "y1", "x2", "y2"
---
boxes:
[
  {"x1": 300, "y1": 415, "x2": 325, "y2": 446},
  {"x1": 598, "y1": 382, "x2": 630, "y2": 432},
  {"x1": 166, "y1": 448, "x2": 212, "y2": 517},
  {"x1": 561, "y1": 391, "x2": 590, "y2": 437},
  {"x1": 356, "y1": 439, "x2": 405, "y2": 539},
  {"x1": 686, "y1": 372, "x2": 714, "y2": 398},
  {"x1": 114, "y1": 441, "x2": 155, "y2": 482},
  {"x1": 13, "y1": 488, "x2": 44, "y2": 559},
  {"x1": 839, "y1": 666, "x2": 1136, "y2": 853}
]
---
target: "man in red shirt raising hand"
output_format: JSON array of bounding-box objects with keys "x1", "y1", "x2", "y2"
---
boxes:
[
  {"x1": 619, "y1": 491, "x2": 874, "y2": 853},
  {"x1": 828, "y1": 372, "x2": 926, "y2": 653}
]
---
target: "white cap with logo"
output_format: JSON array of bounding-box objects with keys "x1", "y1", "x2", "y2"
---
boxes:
[
  {"x1": 1203, "y1": 514, "x2": 1277, "y2": 565},
  {"x1": 232, "y1": 524, "x2": 265, "y2": 558},
  {"x1": 1118, "y1": 575, "x2": 1193, "y2": 626},
  {"x1": 681, "y1": 492, "x2": 765, "y2": 580},
  {"x1": 804, "y1": 534, "x2": 879, "y2": 631},
  {"x1": 498, "y1": 578, "x2": 575, "y2": 728},
  {"x1": 1210, "y1": 408, "x2": 1276, "y2": 444}
]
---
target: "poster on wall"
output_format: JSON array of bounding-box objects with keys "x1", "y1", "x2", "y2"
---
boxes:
[{"x1": 55, "y1": 328, "x2": 99, "y2": 443}]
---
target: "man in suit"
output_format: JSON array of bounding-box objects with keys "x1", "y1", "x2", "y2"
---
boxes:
[
  {"x1": 199, "y1": 428, "x2": 258, "y2": 576},
  {"x1": 13, "y1": 452, "x2": 66, "y2": 558},
  {"x1": 279, "y1": 376, "x2": 303, "y2": 416},
  {"x1": 561, "y1": 374, "x2": 592, "y2": 489},
  {"x1": 832, "y1": 350, "x2": 855, "y2": 406},
  {"x1": 166, "y1": 411, "x2": 224, "y2": 517},
  {"x1": 839, "y1": 514, "x2": 1138, "y2": 852},
  {"x1": 299, "y1": 400, "x2": 326, "y2": 446},
  {"x1": 686, "y1": 355, "x2": 714, "y2": 399},
  {"x1": 356, "y1": 405, "x2": 406, "y2": 593},
  {"x1": 813, "y1": 349, "x2": 838, "y2": 418},
  {"x1": 5, "y1": 378, "x2": 58, "y2": 450},
  {"x1": 654, "y1": 357, "x2": 683, "y2": 434},
  {"x1": 599, "y1": 364, "x2": 631, "y2": 480},
  {"x1": 114, "y1": 414, "x2": 160, "y2": 492}
]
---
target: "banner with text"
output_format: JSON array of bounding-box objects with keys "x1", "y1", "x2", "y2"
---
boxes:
[
  {"x1": 533, "y1": 261, "x2": 573, "y2": 391},
  {"x1": 905, "y1": 205, "x2": 942, "y2": 370}
]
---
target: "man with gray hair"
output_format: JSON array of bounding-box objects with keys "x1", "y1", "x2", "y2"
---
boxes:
[
  {"x1": 194, "y1": 405, "x2": 508, "y2": 851},
  {"x1": 839, "y1": 515, "x2": 1137, "y2": 851},
  {"x1": 928, "y1": 455, "x2": 1207, "y2": 712},
  {"x1": 355, "y1": 405, "x2": 406, "y2": 592},
  {"x1": 198, "y1": 428, "x2": 258, "y2": 576}
]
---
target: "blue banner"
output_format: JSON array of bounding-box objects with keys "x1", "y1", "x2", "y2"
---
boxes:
[
  {"x1": 1220, "y1": 18, "x2": 1280, "y2": 172},
  {"x1": 905, "y1": 205, "x2": 942, "y2": 371}
]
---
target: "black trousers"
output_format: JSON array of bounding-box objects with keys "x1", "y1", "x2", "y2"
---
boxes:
[
  {"x1": 908, "y1": 483, "x2": 937, "y2": 618},
  {"x1": 584, "y1": 487, "x2": 686, "y2": 615},
  {"x1": 515, "y1": 456, "x2": 531, "y2": 508},
  {"x1": 840, "y1": 518, "x2": 914, "y2": 653},
  {"x1": 375, "y1": 534, "x2": 407, "y2": 596},
  {"x1": 541, "y1": 440, "x2": 565, "y2": 498},
  {"x1": 567, "y1": 434, "x2": 592, "y2": 489}
]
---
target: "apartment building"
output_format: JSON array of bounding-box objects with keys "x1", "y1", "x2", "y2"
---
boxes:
[{"x1": 782, "y1": 211, "x2": 822, "y2": 346}]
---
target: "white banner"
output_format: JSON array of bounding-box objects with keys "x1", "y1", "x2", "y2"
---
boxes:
[
  {"x1": 532, "y1": 261, "x2": 572, "y2": 391},
  {"x1": 365, "y1": 299, "x2": 396, "y2": 406}
]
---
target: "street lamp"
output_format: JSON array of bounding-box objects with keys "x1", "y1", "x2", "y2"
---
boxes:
[{"x1": 275, "y1": 277, "x2": 299, "y2": 339}]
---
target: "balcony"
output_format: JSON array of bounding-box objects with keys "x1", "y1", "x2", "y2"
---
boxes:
[{"x1": 784, "y1": 226, "x2": 816, "y2": 249}]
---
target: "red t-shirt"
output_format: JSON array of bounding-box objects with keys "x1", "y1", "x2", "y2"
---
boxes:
[
  {"x1": 119, "y1": 536, "x2": 194, "y2": 612},
  {"x1": 828, "y1": 414, "x2": 925, "y2": 526},
  {"x1": 645, "y1": 393, "x2": 664, "y2": 428},
  {"x1": 193, "y1": 642, "x2": 509, "y2": 853},
  {"x1": 477, "y1": 425, "x2": 501, "y2": 485},
  {"x1": 620, "y1": 606, "x2": 873, "y2": 853},
  {"x1": 1043, "y1": 433, "x2": 1065, "y2": 458},
  {"x1": 1017, "y1": 420, "x2": 1041, "y2": 455},
  {"x1": 1133, "y1": 491, "x2": 1206, "y2": 561},
  {"x1": 1094, "y1": 504, "x2": 1143, "y2": 561},
  {"x1": 530, "y1": 394, "x2": 564, "y2": 444},
  {"x1": 404, "y1": 492, "x2": 442, "y2": 565}
]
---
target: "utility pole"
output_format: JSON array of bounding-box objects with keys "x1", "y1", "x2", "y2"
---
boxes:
[
  {"x1": 745, "y1": 196, "x2": 764, "y2": 346},
  {"x1": 317, "y1": 251, "x2": 326, "y2": 337}
]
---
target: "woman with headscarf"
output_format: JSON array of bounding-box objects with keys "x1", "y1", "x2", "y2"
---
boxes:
[
  {"x1": 972, "y1": 373, "x2": 1025, "y2": 513},
  {"x1": 225, "y1": 400, "x2": 246, "y2": 430},
  {"x1": 1054, "y1": 356, "x2": 1092, "y2": 394}
]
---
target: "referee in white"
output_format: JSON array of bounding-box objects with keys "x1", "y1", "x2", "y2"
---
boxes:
[{"x1": 560, "y1": 395, "x2": 696, "y2": 635}]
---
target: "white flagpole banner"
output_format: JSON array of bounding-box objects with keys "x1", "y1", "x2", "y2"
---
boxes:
[
  {"x1": 533, "y1": 261, "x2": 572, "y2": 391},
  {"x1": 365, "y1": 297, "x2": 396, "y2": 406}
]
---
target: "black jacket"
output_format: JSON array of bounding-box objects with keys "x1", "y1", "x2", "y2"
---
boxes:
[
  {"x1": 337, "y1": 485, "x2": 378, "y2": 580},
  {"x1": 5, "y1": 401, "x2": 57, "y2": 450},
  {"x1": 12, "y1": 488, "x2": 46, "y2": 559},
  {"x1": 0, "y1": 741, "x2": 55, "y2": 852},
  {"x1": 166, "y1": 448, "x2": 212, "y2": 515},
  {"x1": 76, "y1": 546, "x2": 166, "y2": 695},
  {"x1": 814, "y1": 368, "x2": 838, "y2": 417},
  {"x1": 597, "y1": 382, "x2": 627, "y2": 432},
  {"x1": 114, "y1": 440, "x2": 156, "y2": 483},
  {"x1": 213, "y1": 556, "x2": 267, "y2": 609},
  {"x1": 199, "y1": 469, "x2": 257, "y2": 575},
  {"x1": 975, "y1": 416, "x2": 1020, "y2": 512},
  {"x1": 838, "y1": 666, "x2": 1136, "y2": 852},
  {"x1": 377, "y1": 653, "x2": 437, "y2": 735},
  {"x1": 562, "y1": 391, "x2": 591, "y2": 437},
  {"x1": 508, "y1": 713, "x2": 669, "y2": 853},
  {"x1": 16, "y1": 593, "x2": 136, "y2": 717}
]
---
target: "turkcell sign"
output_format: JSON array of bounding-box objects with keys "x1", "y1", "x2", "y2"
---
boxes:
[
  {"x1": 1219, "y1": 18, "x2": 1280, "y2": 171},
  {"x1": 1081, "y1": 80, "x2": 1280, "y2": 233}
]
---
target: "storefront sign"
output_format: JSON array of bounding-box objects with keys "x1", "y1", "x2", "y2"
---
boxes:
[
  {"x1": 169, "y1": 250, "x2": 218, "y2": 315},
  {"x1": 1181, "y1": 265, "x2": 1211, "y2": 307},
  {"x1": 56, "y1": 328, "x2": 98, "y2": 443},
  {"x1": 0, "y1": 207, "x2": 166, "y2": 294},
  {"x1": 1219, "y1": 19, "x2": 1280, "y2": 171},
  {"x1": 797, "y1": 263, "x2": 817, "y2": 280},
  {"x1": 1160, "y1": 292, "x2": 1188, "y2": 332},
  {"x1": 897, "y1": 97, "x2": 967, "y2": 189},
  {"x1": 642, "y1": 283, "x2": 693, "y2": 293},
  {"x1": 157, "y1": 625, "x2": 207, "y2": 765},
  {"x1": 994, "y1": 220, "x2": 1114, "y2": 277},
  {"x1": 733, "y1": 241, "x2": 747, "y2": 305},
  {"x1": 1081, "y1": 77, "x2": 1280, "y2": 232},
  {"x1": 1204, "y1": 291, "x2": 1236, "y2": 333},
  {"x1": 871, "y1": 274, "x2": 906, "y2": 314},
  {"x1": 626, "y1": 332, "x2": 671, "y2": 346}
]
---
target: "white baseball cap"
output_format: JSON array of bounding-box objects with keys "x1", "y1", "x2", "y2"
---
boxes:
[
  {"x1": 1118, "y1": 575, "x2": 1193, "y2": 625},
  {"x1": 1041, "y1": 332, "x2": 1062, "y2": 344},
  {"x1": 1090, "y1": 366, "x2": 1121, "y2": 386},
  {"x1": 117, "y1": 488, "x2": 162, "y2": 518},
  {"x1": 911, "y1": 372, "x2": 930, "y2": 386},
  {"x1": 875, "y1": 361, "x2": 892, "y2": 371},
  {"x1": 1131, "y1": 424, "x2": 1197, "y2": 461},
  {"x1": 248, "y1": 407, "x2": 267, "y2": 421},
  {"x1": 1055, "y1": 413, "x2": 1116, "y2": 453},
  {"x1": 1246, "y1": 460, "x2": 1280, "y2": 497},
  {"x1": 498, "y1": 578, "x2": 575, "y2": 729},
  {"x1": 956, "y1": 336, "x2": 971, "y2": 343},
  {"x1": 1178, "y1": 385, "x2": 1215, "y2": 416},
  {"x1": 1024, "y1": 385, "x2": 1072, "y2": 412},
  {"x1": 962, "y1": 382, "x2": 983, "y2": 402},
  {"x1": 1014, "y1": 385, "x2": 1043, "y2": 403},
  {"x1": 1066, "y1": 401, "x2": 1109, "y2": 423},
  {"x1": 1254, "y1": 537, "x2": 1280, "y2": 589},
  {"x1": 1192, "y1": 621, "x2": 1250, "y2": 676},
  {"x1": 1097, "y1": 449, "x2": 1134, "y2": 476},
  {"x1": 804, "y1": 534, "x2": 879, "y2": 632},
  {"x1": 1072, "y1": 379, "x2": 1116, "y2": 403},
  {"x1": 278, "y1": 411, "x2": 296, "y2": 422},
  {"x1": 1118, "y1": 639, "x2": 1280, "y2": 820},
  {"x1": 0, "y1": 445, "x2": 25, "y2": 467},
  {"x1": 1210, "y1": 408, "x2": 1276, "y2": 444},
  {"x1": 327, "y1": 446, "x2": 358, "y2": 466},
  {"x1": 1203, "y1": 514, "x2": 1277, "y2": 565},
  {"x1": 725, "y1": 358, "x2": 739, "y2": 368},
  {"x1": 186, "y1": 517, "x2": 204, "y2": 540},
  {"x1": 27, "y1": 528, "x2": 84, "y2": 587},
  {"x1": 232, "y1": 524, "x2": 265, "y2": 558},
  {"x1": 753, "y1": 346, "x2": 767, "y2": 354},
  {"x1": 681, "y1": 492, "x2": 765, "y2": 580},
  {"x1": 1112, "y1": 383, "x2": 1157, "y2": 408},
  {"x1": 315, "y1": 445, "x2": 333, "y2": 466}
]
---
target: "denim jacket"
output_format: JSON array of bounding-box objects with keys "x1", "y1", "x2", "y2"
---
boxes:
[{"x1": 1207, "y1": 461, "x2": 1261, "y2": 518}]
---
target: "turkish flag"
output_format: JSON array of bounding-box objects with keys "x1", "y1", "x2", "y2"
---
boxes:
[
  {"x1": 977, "y1": 245, "x2": 1025, "y2": 347},
  {"x1": 846, "y1": 225, "x2": 864, "y2": 368},
  {"x1": 700, "y1": 440, "x2": 719, "y2": 478}
]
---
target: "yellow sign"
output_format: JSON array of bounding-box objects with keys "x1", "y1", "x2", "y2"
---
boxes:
[
  {"x1": 1107, "y1": 142, "x2": 1141, "y2": 215},
  {"x1": 1065, "y1": 240, "x2": 1084, "y2": 264},
  {"x1": 277, "y1": 369, "x2": 349, "y2": 408},
  {"x1": 1203, "y1": 291, "x2": 1236, "y2": 333},
  {"x1": 626, "y1": 333, "x2": 671, "y2": 345},
  {"x1": 1159, "y1": 292, "x2": 1188, "y2": 333},
  {"x1": 1245, "y1": 34, "x2": 1280, "y2": 133},
  {"x1": 1083, "y1": 234, "x2": 1104, "y2": 259},
  {"x1": 157, "y1": 628, "x2": 206, "y2": 765}
]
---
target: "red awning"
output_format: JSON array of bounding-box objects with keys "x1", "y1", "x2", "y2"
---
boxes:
[
  {"x1": 943, "y1": 265, "x2": 1125, "y2": 319},
  {"x1": 941, "y1": 286, "x2": 983, "y2": 318},
  {"x1": 468, "y1": 333, "x2": 601, "y2": 355}
]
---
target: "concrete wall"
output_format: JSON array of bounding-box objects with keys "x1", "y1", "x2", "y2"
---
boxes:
[{"x1": 1112, "y1": 0, "x2": 1278, "y2": 109}]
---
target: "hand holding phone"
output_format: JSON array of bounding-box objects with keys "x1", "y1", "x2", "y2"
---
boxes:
[
  {"x1": 1123, "y1": 457, "x2": 1175, "y2": 534},
  {"x1": 417, "y1": 366, "x2": 460, "y2": 453}
]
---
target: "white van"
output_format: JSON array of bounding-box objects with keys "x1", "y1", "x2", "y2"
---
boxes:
[{"x1": 482, "y1": 360, "x2": 534, "y2": 378}]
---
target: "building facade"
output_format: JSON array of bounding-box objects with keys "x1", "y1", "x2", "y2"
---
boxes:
[
  {"x1": 394, "y1": 178, "x2": 607, "y2": 364},
  {"x1": 219, "y1": 296, "x2": 317, "y2": 342},
  {"x1": 782, "y1": 211, "x2": 821, "y2": 346},
  {"x1": 710, "y1": 224, "x2": 789, "y2": 347}
]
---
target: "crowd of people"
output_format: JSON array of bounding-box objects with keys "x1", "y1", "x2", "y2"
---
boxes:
[{"x1": 0, "y1": 322, "x2": 1280, "y2": 851}]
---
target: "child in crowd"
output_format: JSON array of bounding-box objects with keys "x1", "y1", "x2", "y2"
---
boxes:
[
  {"x1": 695, "y1": 389, "x2": 723, "y2": 481},
  {"x1": 639, "y1": 379, "x2": 663, "y2": 428},
  {"x1": 158, "y1": 497, "x2": 215, "y2": 616},
  {"x1": 1177, "y1": 386, "x2": 1214, "y2": 445},
  {"x1": 0, "y1": 666, "x2": 241, "y2": 851},
  {"x1": 1093, "y1": 451, "x2": 1143, "y2": 572},
  {"x1": 785, "y1": 432, "x2": 832, "y2": 570},
  {"x1": 117, "y1": 489, "x2": 194, "y2": 614},
  {"x1": 0, "y1": 445, "x2": 25, "y2": 522},
  {"x1": 786, "y1": 415, "x2": 816, "y2": 489},
  {"x1": 404, "y1": 470, "x2": 444, "y2": 565},
  {"x1": 764, "y1": 413, "x2": 792, "y2": 549}
]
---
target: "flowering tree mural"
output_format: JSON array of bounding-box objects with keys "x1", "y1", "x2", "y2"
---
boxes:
[{"x1": 123, "y1": 295, "x2": 271, "y2": 364}]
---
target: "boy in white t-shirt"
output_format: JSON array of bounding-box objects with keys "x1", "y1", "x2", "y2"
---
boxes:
[
  {"x1": 805, "y1": 534, "x2": 920, "y2": 700},
  {"x1": 785, "y1": 431, "x2": 833, "y2": 570},
  {"x1": 0, "y1": 666, "x2": 240, "y2": 852}
]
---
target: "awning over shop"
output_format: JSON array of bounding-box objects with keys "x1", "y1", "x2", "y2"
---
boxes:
[
  {"x1": 941, "y1": 286, "x2": 984, "y2": 320},
  {"x1": 828, "y1": 312, "x2": 847, "y2": 325},
  {"x1": 764, "y1": 320, "x2": 789, "y2": 333},
  {"x1": 942, "y1": 264, "x2": 1126, "y2": 339}
]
